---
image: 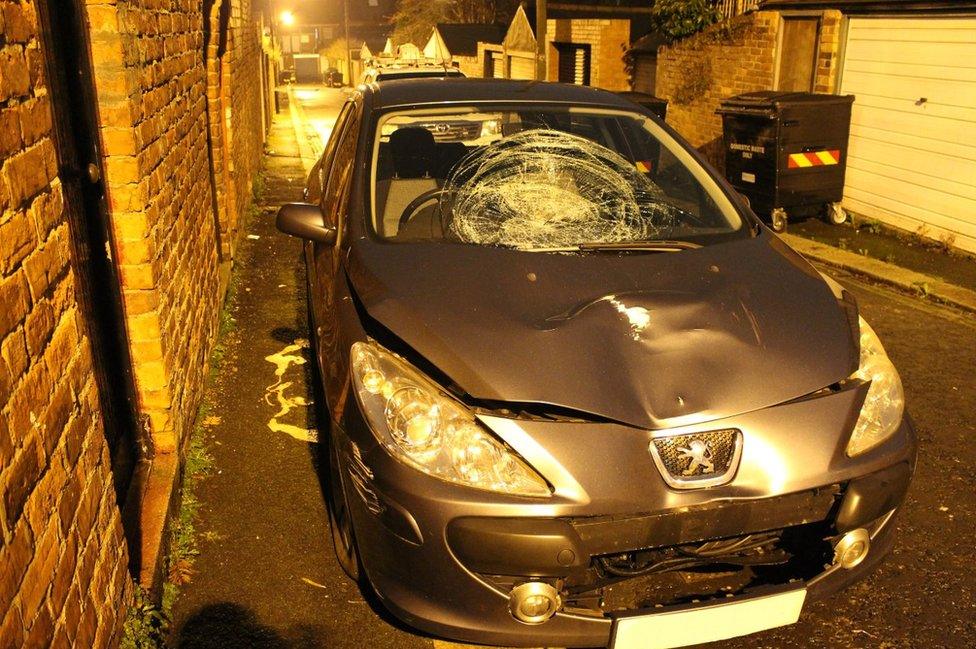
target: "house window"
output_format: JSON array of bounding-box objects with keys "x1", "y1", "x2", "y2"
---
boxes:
[
  {"x1": 555, "y1": 43, "x2": 591, "y2": 86},
  {"x1": 777, "y1": 17, "x2": 820, "y2": 92}
]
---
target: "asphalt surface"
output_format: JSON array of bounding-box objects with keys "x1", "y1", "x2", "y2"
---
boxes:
[{"x1": 170, "y1": 87, "x2": 976, "y2": 648}]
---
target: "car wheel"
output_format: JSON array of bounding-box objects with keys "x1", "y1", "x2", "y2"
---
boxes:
[
  {"x1": 328, "y1": 439, "x2": 362, "y2": 581},
  {"x1": 771, "y1": 207, "x2": 788, "y2": 233},
  {"x1": 825, "y1": 202, "x2": 847, "y2": 226}
]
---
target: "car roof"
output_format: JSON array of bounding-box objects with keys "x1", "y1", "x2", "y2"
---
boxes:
[
  {"x1": 374, "y1": 66, "x2": 463, "y2": 76},
  {"x1": 363, "y1": 78, "x2": 640, "y2": 111}
]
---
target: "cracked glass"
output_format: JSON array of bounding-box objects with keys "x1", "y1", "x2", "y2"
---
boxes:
[{"x1": 370, "y1": 106, "x2": 746, "y2": 249}]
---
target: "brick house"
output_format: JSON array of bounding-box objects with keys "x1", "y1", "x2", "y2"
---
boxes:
[
  {"x1": 656, "y1": 0, "x2": 976, "y2": 252},
  {"x1": 451, "y1": 2, "x2": 645, "y2": 91},
  {"x1": 1, "y1": 0, "x2": 273, "y2": 646}
]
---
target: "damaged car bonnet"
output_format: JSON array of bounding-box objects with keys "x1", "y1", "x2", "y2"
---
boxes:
[{"x1": 348, "y1": 234, "x2": 857, "y2": 430}]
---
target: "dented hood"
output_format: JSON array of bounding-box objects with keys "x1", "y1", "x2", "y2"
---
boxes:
[{"x1": 347, "y1": 233, "x2": 857, "y2": 429}]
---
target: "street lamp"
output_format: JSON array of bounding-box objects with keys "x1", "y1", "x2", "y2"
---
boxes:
[{"x1": 280, "y1": 10, "x2": 295, "y2": 27}]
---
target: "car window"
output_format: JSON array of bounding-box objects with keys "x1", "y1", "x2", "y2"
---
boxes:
[
  {"x1": 308, "y1": 102, "x2": 353, "y2": 205},
  {"x1": 323, "y1": 103, "x2": 362, "y2": 239},
  {"x1": 369, "y1": 106, "x2": 745, "y2": 249}
]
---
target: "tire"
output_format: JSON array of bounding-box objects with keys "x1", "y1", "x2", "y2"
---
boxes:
[
  {"x1": 770, "y1": 207, "x2": 788, "y2": 233},
  {"x1": 825, "y1": 202, "x2": 847, "y2": 226}
]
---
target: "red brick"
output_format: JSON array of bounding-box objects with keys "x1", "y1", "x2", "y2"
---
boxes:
[
  {"x1": 22, "y1": 602, "x2": 54, "y2": 649},
  {"x1": 0, "y1": 106, "x2": 24, "y2": 158},
  {"x1": 0, "y1": 602, "x2": 25, "y2": 649},
  {"x1": 2, "y1": 440, "x2": 43, "y2": 532},
  {"x1": 19, "y1": 524, "x2": 58, "y2": 621},
  {"x1": 24, "y1": 298, "x2": 55, "y2": 356},
  {"x1": 1, "y1": 3, "x2": 36, "y2": 43},
  {"x1": 0, "y1": 270, "x2": 31, "y2": 339},
  {"x1": 0, "y1": 46, "x2": 31, "y2": 101},
  {"x1": 1, "y1": 326, "x2": 29, "y2": 382},
  {"x1": 18, "y1": 97, "x2": 53, "y2": 147},
  {"x1": 0, "y1": 521, "x2": 33, "y2": 614}
]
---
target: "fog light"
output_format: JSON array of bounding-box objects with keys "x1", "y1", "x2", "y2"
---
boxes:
[
  {"x1": 834, "y1": 528, "x2": 870, "y2": 569},
  {"x1": 509, "y1": 582, "x2": 560, "y2": 625}
]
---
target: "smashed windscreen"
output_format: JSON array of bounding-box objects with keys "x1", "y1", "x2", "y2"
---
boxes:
[
  {"x1": 370, "y1": 106, "x2": 744, "y2": 249},
  {"x1": 447, "y1": 129, "x2": 673, "y2": 248}
]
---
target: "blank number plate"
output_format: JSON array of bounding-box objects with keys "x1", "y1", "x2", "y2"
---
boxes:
[{"x1": 611, "y1": 588, "x2": 806, "y2": 649}]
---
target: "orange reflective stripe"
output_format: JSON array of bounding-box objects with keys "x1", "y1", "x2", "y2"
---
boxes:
[{"x1": 787, "y1": 149, "x2": 840, "y2": 169}]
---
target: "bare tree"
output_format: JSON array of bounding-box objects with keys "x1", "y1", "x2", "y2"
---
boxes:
[{"x1": 390, "y1": 0, "x2": 520, "y2": 45}]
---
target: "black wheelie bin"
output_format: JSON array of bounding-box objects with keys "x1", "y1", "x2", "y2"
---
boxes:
[{"x1": 717, "y1": 91, "x2": 854, "y2": 232}]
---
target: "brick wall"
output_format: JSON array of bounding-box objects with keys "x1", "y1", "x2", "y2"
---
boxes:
[
  {"x1": 207, "y1": 0, "x2": 266, "y2": 271},
  {"x1": 87, "y1": 0, "x2": 221, "y2": 456},
  {"x1": 545, "y1": 18, "x2": 630, "y2": 91},
  {"x1": 656, "y1": 11, "x2": 780, "y2": 165},
  {"x1": 0, "y1": 1, "x2": 132, "y2": 646},
  {"x1": 815, "y1": 10, "x2": 843, "y2": 94}
]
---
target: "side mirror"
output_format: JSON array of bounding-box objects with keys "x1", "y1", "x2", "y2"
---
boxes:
[{"x1": 276, "y1": 202, "x2": 336, "y2": 244}]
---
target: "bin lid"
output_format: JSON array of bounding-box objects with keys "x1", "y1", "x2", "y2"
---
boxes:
[{"x1": 717, "y1": 91, "x2": 854, "y2": 117}]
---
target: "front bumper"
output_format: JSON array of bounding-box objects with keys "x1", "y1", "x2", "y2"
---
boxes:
[{"x1": 335, "y1": 386, "x2": 917, "y2": 648}]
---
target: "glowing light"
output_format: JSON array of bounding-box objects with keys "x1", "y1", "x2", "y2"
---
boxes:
[{"x1": 280, "y1": 10, "x2": 295, "y2": 26}]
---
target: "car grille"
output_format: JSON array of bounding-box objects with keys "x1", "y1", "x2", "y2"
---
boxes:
[{"x1": 650, "y1": 428, "x2": 740, "y2": 488}]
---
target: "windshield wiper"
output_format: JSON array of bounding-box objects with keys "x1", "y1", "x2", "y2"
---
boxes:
[
  {"x1": 521, "y1": 240, "x2": 701, "y2": 253},
  {"x1": 577, "y1": 240, "x2": 701, "y2": 252}
]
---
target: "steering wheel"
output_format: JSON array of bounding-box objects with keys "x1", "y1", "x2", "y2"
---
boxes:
[{"x1": 398, "y1": 187, "x2": 449, "y2": 227}]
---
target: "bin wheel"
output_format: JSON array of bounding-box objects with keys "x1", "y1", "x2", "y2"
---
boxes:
[
  {"x1": 771, "y1": 208, "x2": 788, "y2": 233},
  {"x1": 825, "y1": 202, "x2": 847, "y2": 226}
]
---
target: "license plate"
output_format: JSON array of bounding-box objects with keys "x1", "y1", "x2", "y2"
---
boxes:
[{"x1": 611, "y1": 587, "x2": 806, "y2": 649}]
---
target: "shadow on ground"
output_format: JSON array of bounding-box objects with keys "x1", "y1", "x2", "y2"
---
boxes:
[{"x1": 176, "y1": 602, "x2": 326, "y2": 649}]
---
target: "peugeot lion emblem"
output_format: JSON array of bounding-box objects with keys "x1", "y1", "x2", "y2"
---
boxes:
[
  {"x1": 677, "y1": 439, "x2": 715, "y2": 475},
  {"x1": 649, "y1": 429, "x2": 743, "y2": 489}
]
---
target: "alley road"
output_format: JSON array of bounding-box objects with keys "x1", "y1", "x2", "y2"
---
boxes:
[{"x1": 170, "y1": 86, "x2": 976, "y2": 648}]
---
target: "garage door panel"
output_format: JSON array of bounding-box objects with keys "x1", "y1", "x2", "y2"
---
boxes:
[
  {"x1": 847, "y1": 17, "x2": 976, "y2": 31},
  {"x1": 849, "y1": 123, "x2": 975, "y2": 161},
  {"x1": 845, "y1": 25, "x2": 976, "y2": 43},
  {"x1": 848, "y1": 137, "x2": 976, "y2": 184},
  {"x1": 852, "y1": 104, "x2": 974, "y2": 146},
  {"x1": 508, "y1": 54, "x2": 534, "y2": 80},
  {"x1": 844, "y1": 40, "x2": 976, "y2": 69},
  {"x1": 850, "y1": 94, "x2": 976, "y2": 122},
  {"x1": 848, "y1": 157, "x2": 976, "y2": 201},
  {"x1": 846, "y1": 166, "x2": 976, "y2": 220},
  {"x1": 844, "y1": 59, "x2": 976, "y2": 83},
  {"x1": 841, "y1": 70, "x2": 974, "y2": 106}
]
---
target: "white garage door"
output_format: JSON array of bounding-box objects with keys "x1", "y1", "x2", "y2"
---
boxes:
[
  {"x1": 508, "y1": 54, "x2": 535, "y2": 80},
  {"x1": 840, "y1": 17, "x2": 976, "y2": 252}
]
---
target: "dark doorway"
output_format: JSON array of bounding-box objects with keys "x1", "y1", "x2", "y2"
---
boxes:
[
  {"x1": 35, "y1": 0, "x2": 144, "y2": 543},
  {"x1": 556, "y1": 43, "x2": 591, "y2": 86}
]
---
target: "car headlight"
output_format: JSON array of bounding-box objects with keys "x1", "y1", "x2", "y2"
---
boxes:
[
  {"x1": 846, "y1": 316, "x2": 905, "y2": 456},
  {"x1": 350, "y1": 341, "x2": 550, "y2": 497}
]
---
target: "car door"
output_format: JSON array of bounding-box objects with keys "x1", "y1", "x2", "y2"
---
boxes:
[
  {"x1": 305, "y1": 101, "x2": 351, "y2": 324},
  {"x1": 310, "y1": 100, "x2": 362, "y2": 409}
]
